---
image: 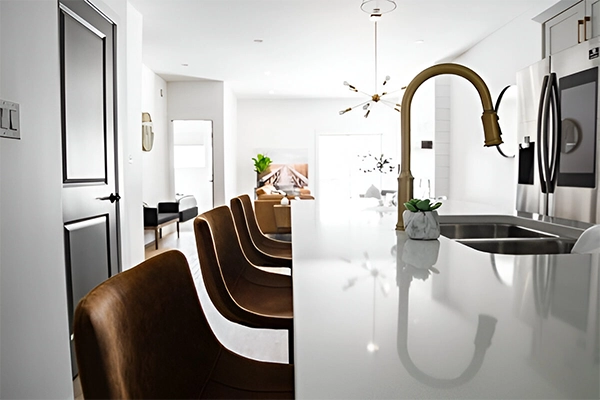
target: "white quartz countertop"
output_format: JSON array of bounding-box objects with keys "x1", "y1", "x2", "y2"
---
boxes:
[{"x1": 291, "y1": 199, "x2": 599, "y2": 399}]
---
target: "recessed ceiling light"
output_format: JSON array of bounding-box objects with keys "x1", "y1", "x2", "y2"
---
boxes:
[
  {"x1": 268, "y1": 90, "x2": 275, "y2": 95},
  {"x1": 415, "y1": 40, "x2": 425, "y2": 44},
  {"x1": 264, "y1": 71, "x2": 271, "y2": 76}
]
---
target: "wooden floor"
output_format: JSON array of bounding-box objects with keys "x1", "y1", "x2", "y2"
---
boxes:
[{"x1": 74, "y1": 220, "x2": 289, "y2": 398}]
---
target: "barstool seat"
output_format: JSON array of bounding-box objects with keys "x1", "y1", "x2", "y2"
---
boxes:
[{"x1": 194, "y1": 205, "x2": 294, "y2": 363}]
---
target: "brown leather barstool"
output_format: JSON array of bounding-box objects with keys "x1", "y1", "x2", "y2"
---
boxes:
[
  {"x1": 74, "y1": 250, "x2": 294, "y2": 399},
  {"x1": 230, "y1": 196, "x2": 292, "y2": 269},
  {"x1": 194, "y1": 205, "x2": 294, "y2": 363},
  {"x1": 232, "y1": 194, "x2": 292, "y2": 258}
]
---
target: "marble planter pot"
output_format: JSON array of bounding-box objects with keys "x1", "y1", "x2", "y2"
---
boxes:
[{"x1": 402, "y1": 210, "x2": 440, "y2": 240}]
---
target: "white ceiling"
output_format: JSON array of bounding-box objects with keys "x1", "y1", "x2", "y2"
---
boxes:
[{"x1": 128, "y1": 0, "x2": 558, "y2": 99}]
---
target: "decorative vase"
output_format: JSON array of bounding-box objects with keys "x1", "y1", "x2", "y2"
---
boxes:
[
  {"x1": 256, "y1": 173, "x2": 264, "y2": 189},
  {"x1": 402, "y1": 210, "x2": 440, "y2": 240}
]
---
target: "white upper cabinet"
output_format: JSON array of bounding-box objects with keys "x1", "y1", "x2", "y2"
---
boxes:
[
  {"x1": 587, "y1": 0, "x2": 600, "y2": 38},
  {"x1": 544, "y1": 1, "x2": 585, "y2": 56},
  {"x1": 537, "y1": 0, "x2": 600, "y2": 56}
]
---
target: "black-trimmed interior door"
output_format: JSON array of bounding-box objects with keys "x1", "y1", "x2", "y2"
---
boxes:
[{"x1": 59, "y1": 0, "x2": 120, "y2": 377}]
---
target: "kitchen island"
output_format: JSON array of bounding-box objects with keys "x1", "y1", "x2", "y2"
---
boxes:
[{"x1": 291, "y1": 199, "x2": 599, "y2": 399}]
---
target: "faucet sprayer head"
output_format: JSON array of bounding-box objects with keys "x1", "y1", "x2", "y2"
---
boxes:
[{"x1": 481, "y1": 110, "x2": 503, "y2": 147}]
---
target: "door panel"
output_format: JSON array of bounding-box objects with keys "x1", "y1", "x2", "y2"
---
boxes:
[
  {"x1": 550, "y1": 39, "x2": 600, "y2": 223},
  {"x1": 64, "y1": 216, "x2": 111, "y2": 330},
  {"x1": 63, "y1": 13, "x2": 106, "y2": 181},
  {"x1": 59, "y1": 0, "x2": 120, "y2": 377}
]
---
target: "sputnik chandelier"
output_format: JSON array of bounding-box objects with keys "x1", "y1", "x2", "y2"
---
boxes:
[{"x1": 339, "y1": 0, "x2": 405, "y2": 118}]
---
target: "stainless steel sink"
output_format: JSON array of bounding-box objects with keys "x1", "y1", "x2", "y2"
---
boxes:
[
  {"x1": 440, "y1": 223, "x2": 557, "y2": 239},
  {"x1": 438, "y1": 215, "x2": 585, "y2": 255},
  {"x1": 456, "y1": 238, "x2": 577, "y2": 255}
]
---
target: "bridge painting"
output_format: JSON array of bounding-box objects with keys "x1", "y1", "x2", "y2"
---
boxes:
[{"x1": 258, "y1": 163, "x2": 309, "y2": 191}]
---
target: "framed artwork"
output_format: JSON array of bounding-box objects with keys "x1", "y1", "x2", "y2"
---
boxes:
[{"x1": 255, "y1": 149, "x2": 309, "y2": 193}]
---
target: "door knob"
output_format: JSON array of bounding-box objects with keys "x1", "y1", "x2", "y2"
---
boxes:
[{"x1": 96, "y1": 193, "x2": 121, "y2": 203}]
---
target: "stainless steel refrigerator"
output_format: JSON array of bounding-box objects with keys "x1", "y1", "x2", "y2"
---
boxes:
[{"x1": 517, "y1": 36, "x2": 600, "y2": 224}]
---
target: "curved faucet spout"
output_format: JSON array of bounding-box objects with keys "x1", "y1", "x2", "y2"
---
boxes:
[{"x1": 396, "y1": 63, "x2": 503, "y2": 230}]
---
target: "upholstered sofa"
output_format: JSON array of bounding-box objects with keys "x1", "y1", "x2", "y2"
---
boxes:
[{"x1": 254, "y1": 186, "x2": 314, "y2": 234}]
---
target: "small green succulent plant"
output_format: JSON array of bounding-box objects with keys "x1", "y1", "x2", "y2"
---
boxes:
[
  {"x1": 252, "y1": 154, "x2": 272, "y2": 173},
  {"x1": 403, "y1": 198, "x2": 442, "y2": 212}
]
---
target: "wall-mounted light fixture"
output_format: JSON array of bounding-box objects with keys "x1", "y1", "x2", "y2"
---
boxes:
[{"x1": 142, "y1": 112, "x2": 154, "y2": 152}]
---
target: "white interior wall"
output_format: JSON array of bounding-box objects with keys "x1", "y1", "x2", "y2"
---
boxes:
[
  {"x1": 236, "y1": 99, "x2": 400, "y2": 199},
  {"x1": 141, "y1": 66, "x2": 172, "y2": 245},
  {"x1": 168, "y1": 81, "x2": 228, "y2": 206},
  {"x1": 0, "y1": 2, "x2": 72, "y2": 397},
  {"x1": 0, "y1": 0, "x2": 139, "y2": 396},
  {"x1": 409, "y1": 80, "x2": 436, "y2": 197},
  {"x1": 223, "y1": 83, "x2": 238, "y2": 201},
  {"x1": 435, "y1": 76, "x2": 452, "y2": 198},
  {"x1": 141, "y1": 65, "x2": 170, "y2": 205},
  {"x1": 448, "y1": 6, "x2": 546, "y2": 209},
  {"x1": 123, "y1": 2, "x2": 144, "y2": 269}
]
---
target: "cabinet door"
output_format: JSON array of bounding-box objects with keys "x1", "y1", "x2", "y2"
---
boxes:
[
  {"x1": 545, "y1": 1, "x2": 586, "y2": 56},
  {"x1": 586, "y1": 0, "x2": 600, "y2": 38}
]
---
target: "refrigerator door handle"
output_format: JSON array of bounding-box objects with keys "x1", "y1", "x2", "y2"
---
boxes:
[
  {"x1": 547, "y1": 73, "x2": 561, "y2": 194},
  {"x1": 537, "y1": 74, "x2": 551, "y2": 194}
]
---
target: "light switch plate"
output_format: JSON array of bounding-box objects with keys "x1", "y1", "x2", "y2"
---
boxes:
[{"x1": 1, "y1": 100, "x2": 20, "y2": 140}]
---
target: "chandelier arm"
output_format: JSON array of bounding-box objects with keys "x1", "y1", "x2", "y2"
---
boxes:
[
  {"x1": 340, "y1": 99, "x2": 372, "y2": 115},
  {"x1": 349, "y1": 86, "x2": 374, "y2": 97},
  {"x1": 350, "y1": 99, "x2": 372, "y2": 110},
  {"x1": 380, "y1": 100, "x2": 397, "y2": 108},
  {"x1": 380, "y1": 101, "x2": 401, "y2": 111},
  {"x1": 380, "y1": 87, "x2": 407, "y2": 97}
]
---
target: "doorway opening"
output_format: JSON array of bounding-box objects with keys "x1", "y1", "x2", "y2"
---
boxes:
[{"x1": 172, "y1": 120, "x2": 214, "y2": 213}]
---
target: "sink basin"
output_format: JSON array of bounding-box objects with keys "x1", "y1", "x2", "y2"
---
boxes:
[
  {"x1": 437, "y1": 215, "x2": 585, "y2": 255},
  {"x1": 440, "y1": 223, "x2": 557, "y2": 239},
  {"x1": 456, "y1": 238, "x2": 577, "y2": 255}
]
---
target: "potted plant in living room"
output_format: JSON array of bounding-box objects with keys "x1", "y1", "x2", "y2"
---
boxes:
[
  {"x1": 252, "y1": 153, "x2": 272, "y2": 188},
  {"x1": 402, "y1": 198, "x2": 443, "y2": 240}
]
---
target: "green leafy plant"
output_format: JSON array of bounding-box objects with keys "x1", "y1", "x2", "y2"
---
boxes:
[
  {"x1": 403, "y1": 198, "x2": 442, "y2": 212},
  {"x1": 252, "y1": 154, "x2": 272, "y2": 173}
]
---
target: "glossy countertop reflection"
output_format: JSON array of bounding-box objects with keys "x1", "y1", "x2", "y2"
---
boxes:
[{"x1": 291, "y1": 199, "x2": 599, "y2": 399}]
